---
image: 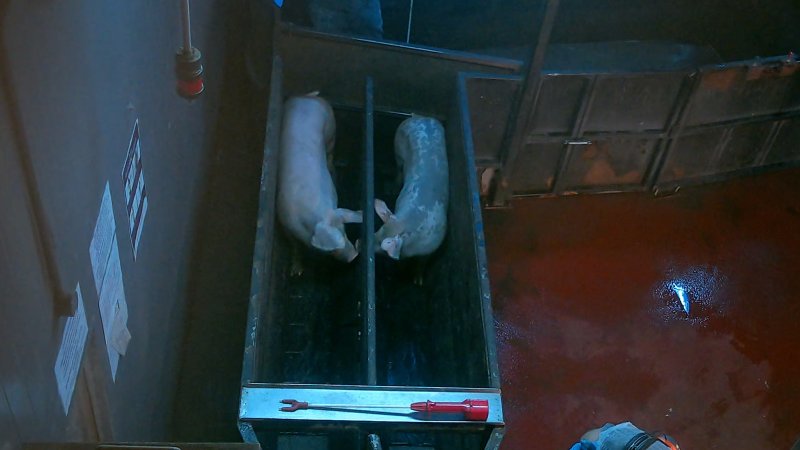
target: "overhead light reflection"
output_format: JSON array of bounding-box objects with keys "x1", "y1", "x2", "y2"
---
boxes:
[{"x1": 671, "y1": 283, "x2": 690, "y2": 315}]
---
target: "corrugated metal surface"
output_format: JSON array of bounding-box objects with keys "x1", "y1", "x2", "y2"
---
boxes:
[{"x1": 467, "y1": 53, "x2": 800, "y2": 199}]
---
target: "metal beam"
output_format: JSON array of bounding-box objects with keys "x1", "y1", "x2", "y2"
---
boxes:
[
  {"x1": 551, "y1": 75, "x2": 599, "y2": 193},
  {"x1": 492, "y1": 0, "x2": 561, "y2": 206},
  {"x1": 362, "y1": 77, "x2": 377, "y2": 386},
  {"x1": 240, "y1": 55, "x2": 284, "y2": 385}
]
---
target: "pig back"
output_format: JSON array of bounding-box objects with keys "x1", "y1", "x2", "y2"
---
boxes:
[
  {"x1": 392, "y1": 115, "x2": 449, "y2": 255},
  {"x1": 394, "y1": 116, "x2": 448, "y2": 210},
  {"x1": 278, "y1": 95, "x2": 338, "y2": 238}
]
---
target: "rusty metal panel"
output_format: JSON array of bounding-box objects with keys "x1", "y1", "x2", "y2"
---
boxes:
[
  {"x1": 461, "y1": 51, "x2": 798, "y2": 200},
  {"x1": 785, "y1": 72, "x2": 800, "y2": 111},
  {"x1": 509, "y1": 143, "x2": 562, "y2": 194},
  {"x1": 659, "y1": 129, "x2": 725, "y2": 182},
  {"x1": 659, "y1": 122, "x2": 774, "y2": 182},
  {"x1": 561, "y1": 139, "x2": 657, "y2": 190},
  {"x1": 465, "y1": 75, "x2": 520, "y2": 163},
  {"x1": 528, "y1": 75, "x2": 589, "y2": 135},
  {"x1": 582, "y1": 73, "x2": 686, "y2": 132},
  {"x1": 715, "y1": 122, "x2": 773, "y2": 171},
  {"x1": 765, "y1": 119, "x2": 800, "y2": 164},
  {"x1": 684, "y1": 63, "x2": 800, "y2": 126}
]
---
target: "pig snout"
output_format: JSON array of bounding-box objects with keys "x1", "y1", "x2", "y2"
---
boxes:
[
  {"x1": 317, "y1": 229, "x2": 358, "y2": 263},
  {"x1": 308, "y1": 210, "x2": 362, "y2": 262},
  {"x1": 379, "y1": 236, "x2": 403, "y2": 260}
]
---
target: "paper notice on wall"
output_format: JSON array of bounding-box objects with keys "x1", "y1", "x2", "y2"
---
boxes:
[
  {"x1": 89, "y1": 181, "x2": 131, "y2": 381},
  {"x1": 54, "y1": 283, "x2": 88, "y2": 415},
  {"x1": 97, "y1": 240, "x2": 130, "y2": 380},
  {"x1": 90, "y1": 183, "x2": 116, "y2": 295}
]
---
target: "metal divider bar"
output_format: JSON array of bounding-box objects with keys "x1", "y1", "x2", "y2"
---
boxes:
[
  {"x1": 645, "y1": 72, "x2": 700, "y2": 189},
  {"x1": 455, "y1": 72, "x2": 502, "y2": 389},
  {"x1": 241, "y1": 55, "x2": 284, "y2": 385},
  {"x1": 551, "y1": 75, "x2": 599, "y2": 193},
  {"x1": 494, "y1": 0, "x2": 561, "y2": 206},
  {"x1": 755, "y1": 120, "x2": 786, "y2": 166},
  {"x1": 362, "y1": 77, "x2": 378, "y2": 386}
]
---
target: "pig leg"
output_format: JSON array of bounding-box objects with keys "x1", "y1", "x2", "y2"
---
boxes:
[
  {"x1": 374, "y1": 198, "x2": 394, "y2": 224},
  {"x1": 335, "y1": 208, "x2": 363, "y2": 224},
  {"x1": 480, "y1": 167, "x2": 496, "y2": 198}
]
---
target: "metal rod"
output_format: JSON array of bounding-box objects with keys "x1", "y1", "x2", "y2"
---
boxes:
[
  {"x1": 551, "y1": 75, "x2": 598, "y2": 194},
  {"x1": 755, "y1": 120, "x2": 784, "y2": 166},
  {"x1": 306, "y1": 404, "x2": 410, "y2": 409},
  {"x1": 454, "y1": 72, "x2": 502, "y2": 388},
  {"x1": 362, "y1": 77, "x2": 377, "y2": 386},
  {"x1": 281, "y1": 23, "x2": 522, "y2": 71},
  {"x1": 405, "y1": 0, "x2": 415, "y2": 43},
  {"x1": 493, "y1": 0, "x2": 561, "y2": 205},
  {"x1": 180, "y1": 0, "x2": 192, "y2": 52},
  {"x1": 645, "y1": 72, "x2": 701, "y2": 189},
  {"x1": 240, "y1": 56, "x2": 284, "y2": 384}
]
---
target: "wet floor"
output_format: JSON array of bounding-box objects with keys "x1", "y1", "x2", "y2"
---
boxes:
[{"x1": 484, "y1": 168, "x2": 800, "y2": 449}]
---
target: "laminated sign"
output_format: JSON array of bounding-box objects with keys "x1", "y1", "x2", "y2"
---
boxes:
[
  {"x1": 122, "y1": 119, "x2": 149, "y2": 259},
  {"x1": 53, "y1": 284, "x2": 88, "y2": 414},
  {"x1": 89, "y1": 182, "x2": 131, "y2": 380}
]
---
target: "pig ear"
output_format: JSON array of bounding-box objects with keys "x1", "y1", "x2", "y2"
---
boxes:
[
  {"x1": 311, "y1": 223, "x2": 346, "y2": 252},
  {"x1": 336, "y1": 208, "x2": 363, "y2": 224},
  {"x1": 374, "y1": 199, "x2": 395, "y2": 224},
  {"x1": 380, "y1": 236, "x2": 403, "y2": 260}
]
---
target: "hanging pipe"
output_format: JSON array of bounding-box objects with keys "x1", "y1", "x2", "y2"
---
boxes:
[
  {"x1": 405, "y1": 0, "x2": 414, "y2": 43},
  {"x1": 175, "y1": 0, "x2": 204, "y2": 99},
  {"x1": 181, "y1": 0, "x2": 192, "y2": 51}
]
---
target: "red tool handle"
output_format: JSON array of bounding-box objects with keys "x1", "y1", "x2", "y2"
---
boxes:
[{"x1": 410, "y1": 399, "x2": 489, "y2": 421}]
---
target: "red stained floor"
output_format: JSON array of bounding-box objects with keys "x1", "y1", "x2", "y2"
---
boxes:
[{"x1": 484, "y1": 169, "x2": 800, "y2": 449}]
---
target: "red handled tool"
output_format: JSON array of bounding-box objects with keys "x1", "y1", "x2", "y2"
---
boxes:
[{"x1": 280, "y1": 398, "x2": 489, "y2": 422}]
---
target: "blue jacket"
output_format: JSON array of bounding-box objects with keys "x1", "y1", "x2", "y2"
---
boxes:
[{"x1": 569, "y1": 422, "x2": 670, "y2": 450}]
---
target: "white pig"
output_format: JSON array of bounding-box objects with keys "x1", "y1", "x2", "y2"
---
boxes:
[
  {"x1": 375, "y1": 115, "x2": 448, "y2": 259},
  {"x1": 278, "y1": 93, "x2": 362, "y2": 264}
]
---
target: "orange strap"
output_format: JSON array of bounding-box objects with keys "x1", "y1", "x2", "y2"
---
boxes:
[{"x1": 654, "y1": 433, "x2": 680, "y2": 450}]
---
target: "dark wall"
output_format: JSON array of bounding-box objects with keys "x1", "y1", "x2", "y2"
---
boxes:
[
  {"x1": 383, "y1": 0, "x2": 800, "y2": 61},
  {"x1": 0, "y1": 0, "x2": 237, "y2": 445},
  {"x1": 170, "y1": 0, "x2": 271, "y2": 441}
]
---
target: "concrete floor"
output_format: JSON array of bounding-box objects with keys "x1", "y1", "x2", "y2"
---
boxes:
[{"x1": 485, "y1": 168, "x2": 800, "y2": 449}]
